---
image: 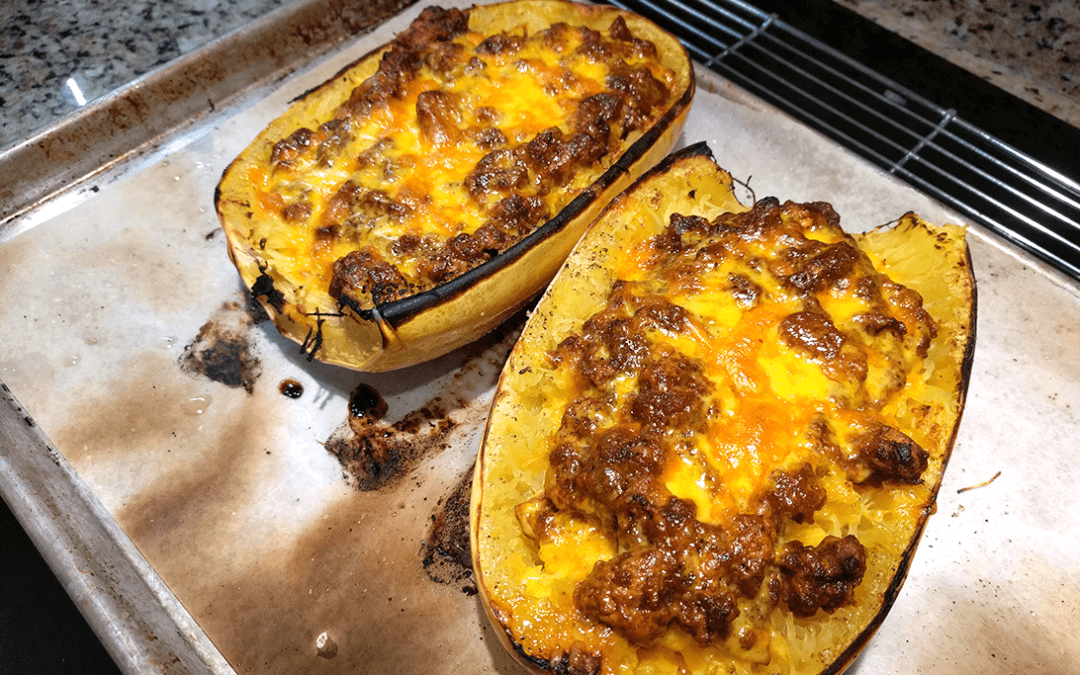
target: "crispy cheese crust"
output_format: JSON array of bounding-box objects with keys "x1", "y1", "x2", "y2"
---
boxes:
[{"x1": 472, "y1": 146, "x2": 975, "y2": 675}]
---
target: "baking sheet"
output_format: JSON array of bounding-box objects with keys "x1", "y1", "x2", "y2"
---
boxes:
[{"x1": 1, "y1": 1, "x2": 1079, "y2": 673}]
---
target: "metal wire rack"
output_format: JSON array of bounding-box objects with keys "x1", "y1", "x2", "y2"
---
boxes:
[{"x1": 610, "y1": 0, "x2": 1080, "y2": 282}]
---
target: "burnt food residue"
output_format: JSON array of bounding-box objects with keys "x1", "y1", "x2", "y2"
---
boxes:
[
  {"x1": 179, "y1": 296, "x2": 264, "y2": 393},
  {"x1": 421, "y1": 467, "x2": 476, "y2": 594},
  {"x1": 325, "y1": 381, "x2": 458, "y2": 491}
]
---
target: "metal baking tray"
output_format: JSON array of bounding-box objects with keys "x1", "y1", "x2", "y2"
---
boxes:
[{"x1": 1, "y1": 1, "x2": 1078, "y2": 673}]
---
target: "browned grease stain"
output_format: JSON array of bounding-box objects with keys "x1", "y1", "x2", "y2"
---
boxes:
[
  {"x1": 175, "y1": 482, "x2": 532, "y2": 675},
  {"x1": 325, "y1": 397, "x2": 457, "y2": 491},
  {"x1": 348, "y1": 382, "x2": 387, "y2": 421},
  {"x1": 421, "y1": 465, "x2": 476, "y2": 593},
  {"x1": 50, "y1": 349, "x2": 282, "y2": 641},
  {"x1": 54, "y1": 353, "x2": 227, "y2": 467},
  {"x1": 115, "y1": 402, "x2": 274, "y2": 578},
  {"x1": 179, "y1": 296, "x2": 264, "y2": 393}
]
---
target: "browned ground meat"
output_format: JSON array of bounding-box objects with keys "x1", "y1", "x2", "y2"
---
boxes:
[
  {"x1": 321, "y1": 183, "x2": 412, "y2": 234},
  {"x1": 607, "y1": 15, "x2": 660, "y2": 59},
  {"x1": 281, "y1": 201, "x2": 312, "y2": 223},
  {"x1": 856, "y1": 424, "x2": 929, "y2": 484},
  {"x1": 728, "y1": 273, "x2": 762, "y2": 307},
  {"x1": 762, "y1": 464, "x2": 827, "y2": 525},
  {"x1": 465, "y1": 148, "x2": 530, "y2": 198},
  {"x1": 424, "y1": 40, "x2": 469, "y2": 79},
  {"x1": 528, "y1": 196, "x2": 939, "y2": 647},
  {"x1": 779, "y1": 311, "x2": 869, "y2": 383},
  {"x1": 329, "y1": 248, "x2": 410, "y2": 306},
  {"x1": 779, "y1": 311, "x2": 846, "y2": 361},
  {"x1": 314, "y1": 118, "x2": 353, "y2": 166},
  {"x1": 882, "y1": 280, "x2": 937, "y2": 356},
  {"x1": 630, "y1": 354, "x2": 706, "y2": 433},
  {"x1": 394, "y1": 5, "x2": 469, "y2": 52},
  {"x1": 259, "y1": 5, "x2": 685, "y2": 336},
  {"x1": 270, "y1": 127, "x2": 316, "y2": 167},
  {"x1": 473, "y1": 126, "x2": 507, "y2": 149},
  {"x1": 416, "y1": 90, "x2": 463, "y2": 145},
  {"x1": 784, "y1": 240, "x2": 862, "y2": 293},
  {"x1": 334, "y1": 6, "x2": 469, "y2": 121},
  {"x1": 322, "y1": 11, "x2": 671, "y2": 295},
  {"x1": 773, "y1": 535, "x2": 866, "y2": 617},
  {"x1": 475, "y1": 32, "x2": 525, "y2": 56},
  {"x1": 574, "y1": 547, "x2": 681, "y2": 644},
  {"x1": 855, "y1": 311, "x2": 907, "y2": 337},
  {"x1": 605, "y1": 63, "x2": 669, "y2": 134}
]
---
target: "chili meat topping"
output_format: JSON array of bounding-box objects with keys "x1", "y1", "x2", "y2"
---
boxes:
[
  {"x1": 519, "y1": 198, "x2": 937, "y2": 647},
  {"x1": 254, "y1": 6, "x2": 677, "y2": 311}
]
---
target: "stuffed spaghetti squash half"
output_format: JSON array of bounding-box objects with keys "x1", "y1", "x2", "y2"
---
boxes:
[
  {"x1": 470, "y1": 143, "x2": 976, "y2": 675},
  {"x1": 215, "y1": 0, "x2": 693, "y2": 371}
]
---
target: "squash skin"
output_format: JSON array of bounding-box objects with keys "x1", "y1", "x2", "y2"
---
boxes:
[
  {"x1": 470, "y1": 143, "x2": 976, "y2": 675},
  {"x1": 215, "y1": 0, "x2": 694, "y2": 372}
]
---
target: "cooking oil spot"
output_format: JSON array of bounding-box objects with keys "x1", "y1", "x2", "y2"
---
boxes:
[
  {"x1": 279, "y1": 379, "x2": 304, "y2": 399},
  {"x1": 315, "y1": 631, "x2": 338, "y2": 659},
  {"x1": 182, "y1": 395, "x2": 212, "y2": 416},
  {"x1": 348, "y1": 383, "x2": 387, "y2": 421}
]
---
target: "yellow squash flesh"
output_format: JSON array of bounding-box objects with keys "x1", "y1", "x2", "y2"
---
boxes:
[
  {"x1": 470, "y1": 143, "x2": 976, "y2": 675},
  {"x1": 215, "y1": 0, "x2": 693, "y2": 371}
]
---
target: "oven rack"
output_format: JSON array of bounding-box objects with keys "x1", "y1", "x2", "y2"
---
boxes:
[{"x1": 611, "y1": 0, "x2": 1080, "y2": 282}]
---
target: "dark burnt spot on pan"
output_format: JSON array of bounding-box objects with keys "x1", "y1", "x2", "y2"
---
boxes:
[
  {"x1": 421, "y1": 466, "x2": 476, "y2": 592},
  {"x1": 179, "y1": 296, "x2": 264, "y2": 393},
  {"x1": 279, "y1": 379, "x2": 304, "y2": 399},
  {"x1": 349, "y1": 383, "x2": 387, "y2": 421}
]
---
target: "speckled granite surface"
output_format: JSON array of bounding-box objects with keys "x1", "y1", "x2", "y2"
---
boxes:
[
  {"x1": 839, "y1": 0, "x2": 1079, "y2": 128},
  {"x1": 0, "y1": 0, "x2": 290, "y2": 149}
]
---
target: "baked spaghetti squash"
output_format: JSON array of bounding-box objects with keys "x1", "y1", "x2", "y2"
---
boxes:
[
  {"x1": 471, "y1": 143, "x2": 976, "y2": 675},
  {"x1": 215, "y1": 0, "x2": 693, "y2": 371}
]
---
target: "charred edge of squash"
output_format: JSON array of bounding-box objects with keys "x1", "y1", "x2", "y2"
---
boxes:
[
  {"x1": 957, "y1": 242, "x2": 979, "y2": 411},
  {"x1": 376, "y1": 68, "x2": 696, "y2": 330}
]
